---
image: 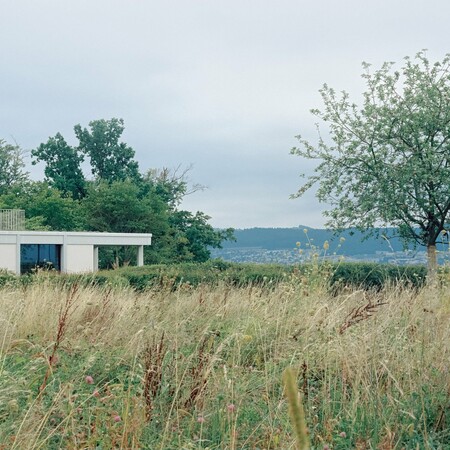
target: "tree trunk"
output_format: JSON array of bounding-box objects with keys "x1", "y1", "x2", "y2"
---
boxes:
[{"x1": 427, "y1": 244, "x2": 438, "y2": 282}]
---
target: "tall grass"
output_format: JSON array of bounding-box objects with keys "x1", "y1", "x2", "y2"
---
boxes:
[{"x1": 0, "y1": 273, "x2": 449, "y2": 448}]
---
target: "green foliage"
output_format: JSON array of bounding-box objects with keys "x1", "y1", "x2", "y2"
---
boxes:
[
  {"x1": 82, "y1": 180, "x2": 167, "y2": 234},
  {"x1": 0, "y1": 182, "x2": 85, "y2": 231},
  {"x1": 138, "y1": 167, "x2": 233, "y2": 264},
  {"x1": 110, "y1": 261, "x2": 289, "y2": 290},
  {"x1": 143, "y1": 166, "x2": 201, "y2": 210},
  {"x1": 38, "y1": 260, "x2": 427, "y2": 292},
  {"x1": 32, "y1": 132, "x2": 86, "y2": 199},
  {"x1": 330, "y1": 262, "x2": 427, "y2": 291},
  {"x1": 78, "y1": 179, "x2": 233, "y2": 267},
  {"x1": 292, "y1": 51, "x2": 450, "y2": 269},
  {"x1": 81, "y1": 179, "x2": 171, "y2": 268},
  {"x1": 167, "y1": 211, "x2": 235, "y2": 263},
  {"x1": 32, "y1": 261, "x2": 288, "y2": 291},
  {"x1": 26, "y1": 118, "x2": 233, "y2": 266},
  {"x1": 75, "y1": 118, "x2": 140, "y2": 183}
]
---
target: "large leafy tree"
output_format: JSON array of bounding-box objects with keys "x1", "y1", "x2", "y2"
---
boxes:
[
  {"x1": 75, "y1": 118, "x2": 140, "y2": 183},
  {"x1": 82, "y1": 180, "x2": 168, "y2": 234},
  {"x1": 82, "y1": 180, "x2": 171, "y2": 267},
  {"x1": 291, "y1": 51, "x2": 450, "y2": 273},
  {"x1": 31, "y1": 133, "x2": 86, "y2": 199}
]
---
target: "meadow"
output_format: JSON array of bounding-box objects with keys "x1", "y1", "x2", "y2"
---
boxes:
[{"x1": 0, "y1": 266, "x2": 449, "y2": 449}]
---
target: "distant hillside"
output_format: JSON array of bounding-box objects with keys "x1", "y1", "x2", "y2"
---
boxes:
[
  {"x1": 211, "y1": 226, "x2": 431, "y2": 265},
  {"x1": 221, "y1": 226, "x2": 412, "y2": 256}
]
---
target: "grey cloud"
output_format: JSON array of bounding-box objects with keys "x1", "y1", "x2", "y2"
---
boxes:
[{"x1": 1, "y1": 0, "x2": 450, "y2": 228}]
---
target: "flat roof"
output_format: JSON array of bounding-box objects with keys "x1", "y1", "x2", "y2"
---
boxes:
[{"x1": 0, "y1": 231, "x2": 152, "y2": 246}]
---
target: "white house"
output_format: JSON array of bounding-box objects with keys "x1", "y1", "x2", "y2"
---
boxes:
[{"x1": 0, "y1": 230, "x2": 152, "y2": 275}]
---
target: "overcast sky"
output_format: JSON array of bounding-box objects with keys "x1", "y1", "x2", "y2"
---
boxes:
[{"x1": 1, "y1": 1, "x2": 449, "y2": 229}]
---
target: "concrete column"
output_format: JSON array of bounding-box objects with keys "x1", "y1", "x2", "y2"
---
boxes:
[
  {"x1": 137, "y1": 245, "x2": 144, "y2": 266},
  {"x1": 15, "y1": 234, "x2": 21, "y2": 275},
  {"x1": 61, "y1": 233, "x2": 67, "y2": 273},
  {"x1": 93, "y1": 246, "x2": 99, "y2": 271}
]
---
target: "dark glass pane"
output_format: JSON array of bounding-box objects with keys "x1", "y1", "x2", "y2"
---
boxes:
[{"x1": 20, "y1": 244, "x2": 61, "y2": 273}]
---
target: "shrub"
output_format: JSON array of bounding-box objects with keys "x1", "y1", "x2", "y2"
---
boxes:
[
  {"x1": 330, "y1": 262, "x2": 427, "y2": 291},
  {"x1": 2, "y1": 260, "x2": 429, "y2": 291}
]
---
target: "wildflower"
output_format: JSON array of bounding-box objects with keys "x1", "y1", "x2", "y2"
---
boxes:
[
  {"x1": 296, "y1": 241, "x2": 301, "y2": 247},
  {"x1": 340, "y1": 236, "x2": 346, "y2": 243},
  {"x1": 85, "y1": 375, "x2": 94, "y2": 384},
  {"x1": 303, "y1": 229, "x2": 308, "y2": 234},
  {"x1": 93, "y1": 389, "x2": 100, "y2": 398},
  {"x1": 323, "y1": 241, "x2": 329, "y2": 251},
  {"x1": 113, "y1": 415, "x2": 121, "y2": 423},
  {"x1": 323, "y1": 445, "x2": 330, "y2": 450},
  {"x1": 227, "y1": 403, "x2": 236, "y2": 412},
  {"x1": 197, "y1": 416, "x2": 205, "y2": 423},
  {"x1": 340, "y1": 431, "x2": 346, "y2": 438}
]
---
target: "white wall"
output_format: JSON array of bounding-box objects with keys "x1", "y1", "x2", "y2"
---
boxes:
[
  {"x1": 0, "y1": 244, "x2": 17, "y2": 273},
  {"x1": 65, "y1": 244, "x2": 94, "y2": 273}
]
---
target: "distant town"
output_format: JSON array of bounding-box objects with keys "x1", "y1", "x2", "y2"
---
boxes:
[{"x1": 211, "y1": 227, "x2": 449, "y2": 266}]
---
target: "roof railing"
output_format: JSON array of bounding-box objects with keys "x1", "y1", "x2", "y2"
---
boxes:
[{"x1": 0, "y1": 209, "x2": 25, "y2": 231}]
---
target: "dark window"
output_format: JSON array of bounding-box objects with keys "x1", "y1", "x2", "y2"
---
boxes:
[{"x1": 20, "y1": 244, "x2": 61, "y2": 273}]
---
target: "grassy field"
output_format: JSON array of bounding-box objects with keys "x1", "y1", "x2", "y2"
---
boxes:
[{"x1": 0, "y1": 271, "x2": 449, "y2": 449}]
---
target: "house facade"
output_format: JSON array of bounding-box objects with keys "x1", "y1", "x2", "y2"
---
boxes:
[{"x1": 0, "y1": 231, "x2": 152, "y2": 275}]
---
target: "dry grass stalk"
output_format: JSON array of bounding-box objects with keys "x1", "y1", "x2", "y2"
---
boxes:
[
  {"x1": 38, "y1": 283, "x2": 80, "y2": 394},
  {"x1": 339, "y1": 298, "x2": 387, "y2": 334},
  {"x1": 184, "y1": 335, "x2": 211, "y2": 409},
  {"x1": 143, "y1": 332, "x2": 166, "y2": 421}
]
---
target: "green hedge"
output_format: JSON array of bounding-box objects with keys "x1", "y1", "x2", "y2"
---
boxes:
[
  {"x1": 98, "y1": 260, "x2": 428, "y2": 291},
  {"x1": 330, "y1": 262, "x2": 427, "y2": 290},
  {"x1": 0, "y1": 260, "x2": 429, "y2": 292},
  {"x1": 94, "y1": 260, "x2": 292, "y2": 290}
]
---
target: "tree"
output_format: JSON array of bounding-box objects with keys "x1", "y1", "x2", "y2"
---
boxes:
[
  {"x1": 291, "y1": 51, "x2": 450, "y2": 274},
  {"x1": 167, "y1": 210, "x2": 235, "y2": 263},
  {"x1": 143, "y1": 165, "x2": 205, "y2": 210},
  {"x1": 6, "y1": 118, "x2": 232, "y2": 267},
  {"x1": 82, "y1": 180, "x2": 170, "y2": 267},
  {"x1": 32, "y1": 133, "x2": 86, "y2": 199},
  {"x1": 82, "y1": 180, "x2": 167, "y2": 234},
  {"x1": 0, "y1": 139, "x2": 28, "y2": 195},
  {"x1": 139, "y1": 167, "x2": 233, "y2": 263},
  {"x1": 0, "y1": 181, "x2": 85, "y2": 231},
  {"x1": 75, "y1": 118, "x2": 140, "y2": 183}
]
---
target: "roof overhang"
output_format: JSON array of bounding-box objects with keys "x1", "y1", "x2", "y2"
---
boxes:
[{"x1": 0, "y1": 231, "x2": 152, "y2": 246}]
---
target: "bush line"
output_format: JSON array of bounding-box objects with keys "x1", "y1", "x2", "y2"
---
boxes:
[{"x1": 0, "y1": 260, "x2": 430, "y2": 291}]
